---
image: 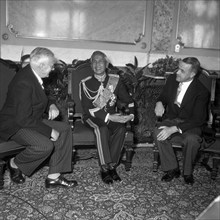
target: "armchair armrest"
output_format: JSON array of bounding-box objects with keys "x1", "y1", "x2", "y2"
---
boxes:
[
  {"x1": 67, "y1": 99, "x2": 83, "y2": 130},
  {"x1": 211, "y1": 103, "x2": 220, "y2": 137},
  {"x1": 67, "y1": 99, "x2": 75, "y2": 130},
  {"x1": 116, "y1": 101, "x2": 134, "y2": 132}
]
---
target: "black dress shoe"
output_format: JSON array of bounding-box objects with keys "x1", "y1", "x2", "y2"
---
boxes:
[
  {"x1": 8, "y1": 161, "x2": 25, "y2": 184},
  {"x1": 100, "y1": 170, "x2": 113, "y2": 184},
  {"x1": 161, "y1": 168, "x2": 180, "y2": 182},
  {"x1": 184, "y1": 175, "x2": 194, "y2": 185},
  {"x1": 45, "y1": 175, "x2": 78, "y2": 188},
  {"x1": 109, "y1": 169, "x2": 121, "y2": 182}
]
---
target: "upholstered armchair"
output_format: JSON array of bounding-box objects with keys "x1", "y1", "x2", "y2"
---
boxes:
[
  {"x1": 0, "y1": 61, "x2": 25, "y2": 189},
  {"x1": 152, "y1": 69, "x2": 220, "y2": 180},
  {"x1": 67, "y1": 61, "x2": 135, "y2": 171}
]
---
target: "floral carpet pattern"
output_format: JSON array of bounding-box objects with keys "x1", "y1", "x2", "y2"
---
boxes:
[{"x1": 0, "y1": 148, "x2": 219, "y2": 220}]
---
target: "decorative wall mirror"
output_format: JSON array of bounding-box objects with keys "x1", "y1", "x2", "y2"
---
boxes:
[{"x1": 6, "y1": 0, "x2": 148, "y2": 45}]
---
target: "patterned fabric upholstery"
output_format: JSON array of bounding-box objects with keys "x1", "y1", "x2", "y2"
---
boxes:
[{"x1": 0, "y1": 61, "x2": 25, "y2": 189}]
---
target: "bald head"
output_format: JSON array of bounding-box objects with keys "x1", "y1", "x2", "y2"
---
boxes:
[{"x1": 91, "y1": 51, "x2": 107, "y2": 62}]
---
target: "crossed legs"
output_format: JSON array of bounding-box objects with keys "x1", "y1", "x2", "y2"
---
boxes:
[{"x1": 9, "y1": 120, "x2": 77, "y2": 188}]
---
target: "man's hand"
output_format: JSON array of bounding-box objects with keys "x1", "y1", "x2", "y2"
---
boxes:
[
  {"x1": 50, "y1": 129, "x2": 60, "y2": 141},
  {"x1": 155, "y1": 101, "x2": 165, "y2": 117},
  {"x1": 48, "y1": 104, "x2": 59, "y2": 120},
  {"x1": 157, "y1": 126, "x2": 179, "y2": 141},
  {"x1": 108, "y1": 114, "x2": 134, "y2": 123}
]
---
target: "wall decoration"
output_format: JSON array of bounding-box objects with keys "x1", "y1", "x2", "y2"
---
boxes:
[{"x1": 6, "y1": 0, "x2": 148, "y2": 45}]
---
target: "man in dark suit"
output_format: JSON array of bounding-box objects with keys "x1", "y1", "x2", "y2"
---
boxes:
[
  {"x1": 154, "y1": 57, "x2": 210, "y2": 185},
  {"x1": 80, "y1": 51, "x2": 134, "y2": 184},
  {"x1": 0, "y1": 47, "x2": 77, "y2": 188}
]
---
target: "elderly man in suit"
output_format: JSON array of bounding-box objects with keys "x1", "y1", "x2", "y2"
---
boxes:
[
  {"x1": 154, "y1": 57, "x2": 210, "y2": 185},
  {"x1": 0, "y1": 47, "x2": 77, "y2": 188}
]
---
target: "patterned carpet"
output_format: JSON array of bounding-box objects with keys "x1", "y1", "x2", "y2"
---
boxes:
[{"x1": 0, "y1": 148, "x2": 219, "y2": 220}]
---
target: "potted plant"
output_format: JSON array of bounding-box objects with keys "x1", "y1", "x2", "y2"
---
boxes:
[
  {"x1": 43, "y1": 60, "x2": 71, "y2": 121},
  {"x1": 116, "y1": 55, "x2": 180, "y2": 143},
  {"x1": 144, "y1": 55, "x2": 180, "y2": 76}
]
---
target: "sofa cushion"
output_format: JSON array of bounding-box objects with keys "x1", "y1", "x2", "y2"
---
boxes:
[
  {"x1": 0, "y1": 140, "x2": 25, "y2": 158},
  {"x1": 72, "y1": 120, "x2": 96, "y2": 145}
]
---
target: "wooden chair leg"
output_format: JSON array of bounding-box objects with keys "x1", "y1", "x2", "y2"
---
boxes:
[
  {"x1": 200, "y1": 152, "x2": 212, "y2": 172},
  {"x1": 124, "y1": 145, "x2": 134, "y2": 171},
  {"x1": 211, "y1": 157, "x2": 220, "y2": 180},
  {"x1": 153, "y1": 143, "x2": 159, "y2": 172},
  {"x1": 0, "y1": 160, "x2": 6, "y2": 190}
]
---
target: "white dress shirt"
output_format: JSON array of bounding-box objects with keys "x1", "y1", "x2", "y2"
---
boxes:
[
  {"x1": 32, "y1": 68, "x2": 44, "y2": 89},
  {"x1": 176, "y1": 80, "x2": 193, "y2": 106}
]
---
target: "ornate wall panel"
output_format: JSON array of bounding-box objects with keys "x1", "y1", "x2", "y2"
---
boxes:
[
  {"x1": 6, "y1": 0, "x2": 147, "y2": 45},
  {"x1": 151, "y1": 0, "x2": 175, "y2": 52}
]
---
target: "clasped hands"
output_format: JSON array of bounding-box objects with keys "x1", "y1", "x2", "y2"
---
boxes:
[{"x1": 108, "y1": 113, "x2": 134, "y2": 123}]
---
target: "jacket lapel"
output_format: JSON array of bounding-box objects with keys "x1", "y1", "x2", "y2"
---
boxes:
[
  {"x1": 180, "y1": 79, "x2": 197, "y2": 108},
  {"x1": 172, "y1": 80, "x2": 179, "y2": 103},
  {"x1": 27, "y1": 66, "x2": 48, "y2": 104}
]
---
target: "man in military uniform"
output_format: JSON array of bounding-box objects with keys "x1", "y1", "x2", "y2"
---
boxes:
[{"x1": 80, "y1": 51, "x2": 134, "y2": 184}]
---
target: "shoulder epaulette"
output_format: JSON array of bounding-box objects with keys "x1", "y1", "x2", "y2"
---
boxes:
[{"x1": 81, "y1": 76, "x2": 92, "y2": 83}]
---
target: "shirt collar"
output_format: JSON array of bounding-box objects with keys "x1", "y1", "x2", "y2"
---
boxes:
[
  {"x1": 181, "y1": 79, "x2": 193, "y2": 86},
  {"x1": 94, "y1": 73, "x2": 106, "y2": 82},
  {"x1": 31, "y1": 68, "x2": 44, "y2": 87},
  {"x1": 180, "y1": 79, "x2": 193, "y2": 89}
]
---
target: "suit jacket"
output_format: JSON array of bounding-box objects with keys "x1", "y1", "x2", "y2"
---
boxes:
[
  {"x1": 0, "y1": 65, "x2": 53, "y2": 141},
  {"x1": 157, "y1": 73, "x2": 210, "y2": 133}
]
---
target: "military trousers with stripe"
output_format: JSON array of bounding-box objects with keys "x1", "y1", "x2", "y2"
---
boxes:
[{"x1": 84, "y1": 117, "x2": 126, "y2": 168}]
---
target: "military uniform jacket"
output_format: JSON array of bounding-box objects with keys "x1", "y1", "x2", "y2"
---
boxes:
[{"x1": 80, "y1": 73, "x2": 134, "y2": 122}]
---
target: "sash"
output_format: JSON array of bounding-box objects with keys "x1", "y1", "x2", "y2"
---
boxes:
[{"x1": 93, "y1": 74, "x2": 119, "y2": 109}]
